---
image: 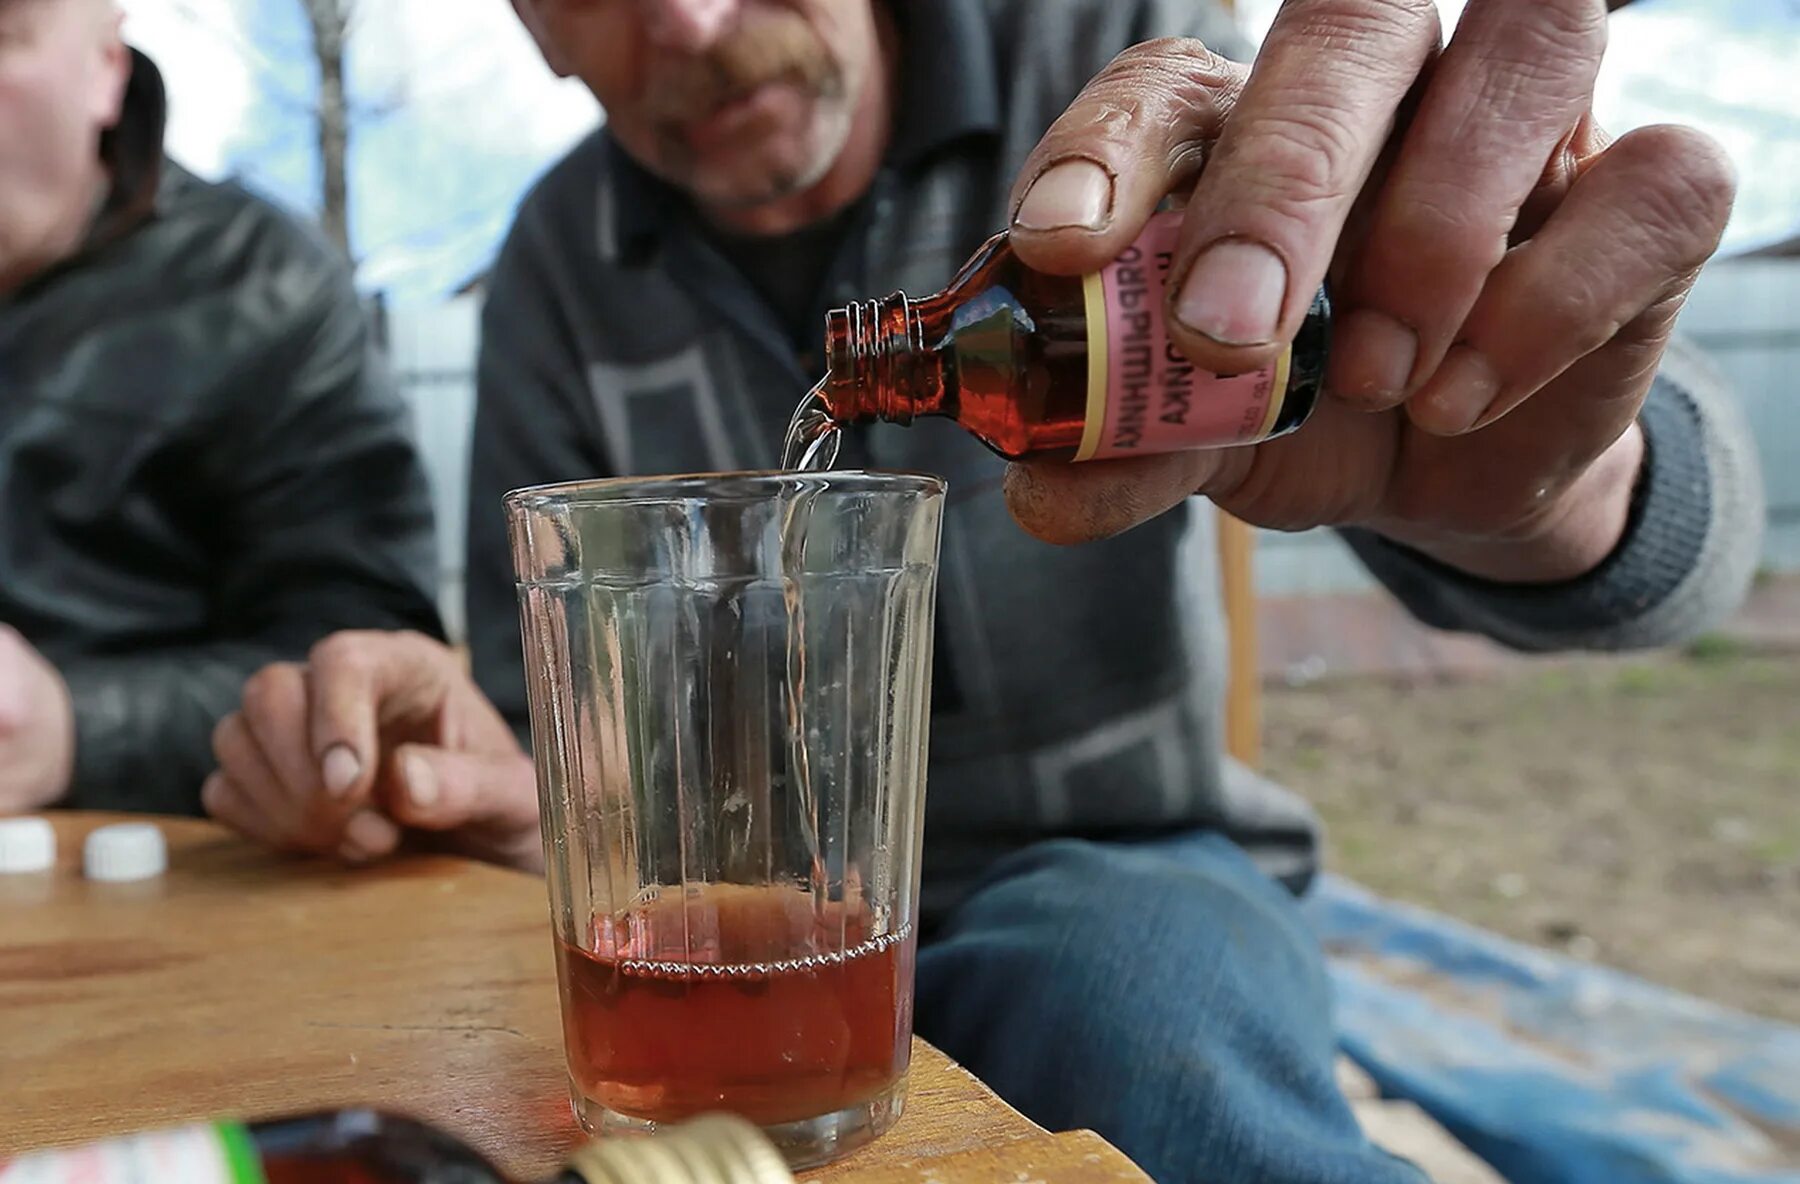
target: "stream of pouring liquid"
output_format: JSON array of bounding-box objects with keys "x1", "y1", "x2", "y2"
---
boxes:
[
  {"x1": 781, "y1": 378, "x2": 842, "y2": 472},
  {"x1": 777, "y1": 377, "x2": 841, "y2": 909}
]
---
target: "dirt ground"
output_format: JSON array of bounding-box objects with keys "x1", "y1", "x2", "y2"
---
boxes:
[{"x1": 1261, "y1": 646, "x2": 1800, "y2": 1025}]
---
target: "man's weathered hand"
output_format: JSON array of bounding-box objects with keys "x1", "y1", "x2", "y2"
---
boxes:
[
  {"x1": 1004, "y1": 0, "x2": 1733, "y2": 582},
  {"x1": 205, "y1": 631, "x2": 542, "y2": 871},
  {"x1": 0, "y1": 626, "x2": 75, "y2": 814}
]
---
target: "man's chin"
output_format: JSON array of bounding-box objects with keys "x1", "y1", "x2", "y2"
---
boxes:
[
  {"x1": 684, "y1": 144, "x2": 839, "y2": 211},
  {"x1": 636, "y1": 101, "x2": 856, "y2": 218},
  {"x1": 693, "y1": 170, "x2": 817, "y2": 211}
]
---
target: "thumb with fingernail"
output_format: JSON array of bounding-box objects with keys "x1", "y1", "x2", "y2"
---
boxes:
[
  {"x1": 321, "y1": 743, "x2": 364, "y2": 800},
  {"x1": 382, "y1": 744, "x2": 543, "y2": 871}
]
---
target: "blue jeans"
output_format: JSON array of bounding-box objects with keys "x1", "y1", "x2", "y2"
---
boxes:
[{"x1": 915, "y1": 832, "x2": 1426, "y2": 1184}]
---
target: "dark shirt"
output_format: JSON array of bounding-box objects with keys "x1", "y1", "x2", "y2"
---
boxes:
[{"x1": 699, "y1": 201, "x2": 864, "y2": 353}]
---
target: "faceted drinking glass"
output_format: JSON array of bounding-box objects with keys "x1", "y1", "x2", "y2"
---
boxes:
[{"x1": 505, "y1": 471, "x2": 944, "y2": 1169}]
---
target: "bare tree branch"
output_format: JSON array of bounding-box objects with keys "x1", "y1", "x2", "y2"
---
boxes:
[{"x1": 297, "y1": 0, "x2": 354, "y2": 256}]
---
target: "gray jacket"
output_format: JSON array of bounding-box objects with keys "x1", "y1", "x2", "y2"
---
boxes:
[{"x1": 465, "y1": 0, "x2": 1762, "y2": 919}]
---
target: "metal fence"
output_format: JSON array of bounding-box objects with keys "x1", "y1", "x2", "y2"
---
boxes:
[
  {"x1": 391, "y1": 260, "x2": 1800, "y2": 637},
  {"x1": 388, "y1": 296, "x2": 480, "y2": 641}
]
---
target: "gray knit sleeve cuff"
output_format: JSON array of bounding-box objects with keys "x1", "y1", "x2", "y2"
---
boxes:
[{"x1": 1343, "y1": 343, "x2": 1764, "y2": 653}]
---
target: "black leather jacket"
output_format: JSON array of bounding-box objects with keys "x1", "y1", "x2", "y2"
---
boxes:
[{"x1": 0, "y1": 53, "x2": 441, "y2": 815}]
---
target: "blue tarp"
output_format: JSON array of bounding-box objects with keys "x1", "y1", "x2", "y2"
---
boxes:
[{"x1": 1306, "y1": 877, "x2": 1800, "y2": 1183}]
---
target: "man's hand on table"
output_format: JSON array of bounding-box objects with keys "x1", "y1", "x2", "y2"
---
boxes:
[
  {"x1": 1003, "y1": 0, "x2": 1732, "y2": 583},
  {"x1": 0, "y1": 625, "x2": 75, "y2": 813},
  {"x1": 205, "y1": 631, "x2": 543, "y2": 872}
]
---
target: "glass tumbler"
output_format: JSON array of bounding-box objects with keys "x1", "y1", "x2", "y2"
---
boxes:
[{"x1": 505, "y1": 472, "x2": 944, "y2": 1169}]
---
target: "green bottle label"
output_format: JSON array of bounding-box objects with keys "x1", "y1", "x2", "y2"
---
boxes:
[{"x1": 0, "y1": 1122, "x2": 267, "y2": 1184}]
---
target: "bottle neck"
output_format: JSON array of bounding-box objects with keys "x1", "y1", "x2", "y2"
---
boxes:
[{"x1": 822, "y1": 293, "x2": 942, "y2": 425}]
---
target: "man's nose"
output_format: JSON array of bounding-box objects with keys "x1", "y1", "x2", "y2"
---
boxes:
[{"x1": 641, "y1": 0, "x2": 741, "y2": 54}]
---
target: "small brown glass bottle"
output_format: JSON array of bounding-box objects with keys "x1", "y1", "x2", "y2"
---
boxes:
[
  {"x1": 821, "y1": 210, "x2": 1330, "y2": 462},
  {"x1": 0, "y1": 1110, "x2": 794, "y2": 1184}
]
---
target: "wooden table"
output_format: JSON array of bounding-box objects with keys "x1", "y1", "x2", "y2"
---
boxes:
[{"x1": 0, "y1": 814, "x2": 1148, "y2": 1182}]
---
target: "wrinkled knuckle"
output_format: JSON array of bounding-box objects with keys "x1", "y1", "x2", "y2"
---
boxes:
[
  {"x1": 1524, "y1": 0, "x2": 1609, "y2": 53},
  {"x1": 1394, "y1": 183, "x2": 1514, "y2": 272},
  {"x1": 1292, "y1": 0, "x2": 1440, "y2": 51},
  {"x1": 1372, "y1": 0, "x2": 1441, "y2": 29},
  {"x1": 1263, "y1": 104, "x2": 1361, "y2": 180},
  {"x1": 1067, "y1": 40, "x2": 1236, "y2": 153},
  {"x1": 1220, "y1": 105, "x2": 1360, "y2": 215},
  {"x1": 1158, "y1": 63, "x2": 1236, "y2": 148},
  {"x1": 1471, "y1": 49, "x2": 1596, "y2": 126},
  {"x1": 1064, "y1": 91, "x2": 1173, "y2": 165},
  {"x1": 1017, "y1": 39, "x2": 1244, "y2": 215},
  {"x1": 1109, "y1": 36, "x2": 1230, "y2": 81}
]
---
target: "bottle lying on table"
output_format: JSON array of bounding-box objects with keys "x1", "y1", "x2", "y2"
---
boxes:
[
  {"x1": 0, "y1": 1110, "x2": 793, "y2": 1184},
  {"x1": 811, "y1": 209, "x2": 1333, "y2": 463}
]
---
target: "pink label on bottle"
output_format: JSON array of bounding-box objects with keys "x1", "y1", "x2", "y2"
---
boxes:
[{"x1": 1077, "y1": 211, "x2": 1290, "y2": 462}]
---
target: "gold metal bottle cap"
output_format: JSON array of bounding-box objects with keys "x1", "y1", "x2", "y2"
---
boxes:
[{"x1": 563, "y1": 1115, "x2": 796, "y2": 1184}]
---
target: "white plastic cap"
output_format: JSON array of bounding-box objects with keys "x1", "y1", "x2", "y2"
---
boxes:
[
  {"x1": 83, "y1": 823, "x2": 167, "y2": 882},
  {"x1": 0, "y1": 817, "x2": 56, "y2": 874}
]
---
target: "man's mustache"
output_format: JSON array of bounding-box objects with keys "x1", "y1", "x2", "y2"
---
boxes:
[{"x1": 649, "y1": 10, "x2": 844, "y2": 124}]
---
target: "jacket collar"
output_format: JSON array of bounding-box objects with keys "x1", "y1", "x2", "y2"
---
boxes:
[{"x1": 91, "y1": 47, "x2": 168, "y2": 248}]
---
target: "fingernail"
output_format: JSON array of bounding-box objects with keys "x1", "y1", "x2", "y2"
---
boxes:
[
  {"x1": 341, "y1": 809, "x2": 398, "y2": 861},
  {"x1": 405, "y1": 755, "x2": 439, "y2": 809},
  {"x1": 1412, "y1": 345, "x2": 1503, "y2": 435},
  {"x1": 1014, "y1": 159, "x2": 1113, "y2": 232},
  {"x1": 200, "y1": 775, "x2": 223, "y2": 815},
  {"x1": 321, "y1": 745, "x2": 361, "y2": 798},
  {"x1": 1333, "y1": 308, "x2": 1418, "y2": 407},
  {"x1": 1175, "y1": 239, "x2": 1288, "y2": 346}
]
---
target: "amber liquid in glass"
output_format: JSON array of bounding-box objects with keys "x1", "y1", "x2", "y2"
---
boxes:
[{"x1": 558, "y1": 884, "x2": 915, "y2": 1127}]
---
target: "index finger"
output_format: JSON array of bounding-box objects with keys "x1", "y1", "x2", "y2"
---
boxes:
[
  {"x1": 1007, "y1": 38, "x2": 1245, "y2": 275},
  {"x1": 305, "y1": 630, "x2": 461, "y2": 802},
  {"x1": 1166, "y1": 0, "x2": 1439, "y2": 374}
]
